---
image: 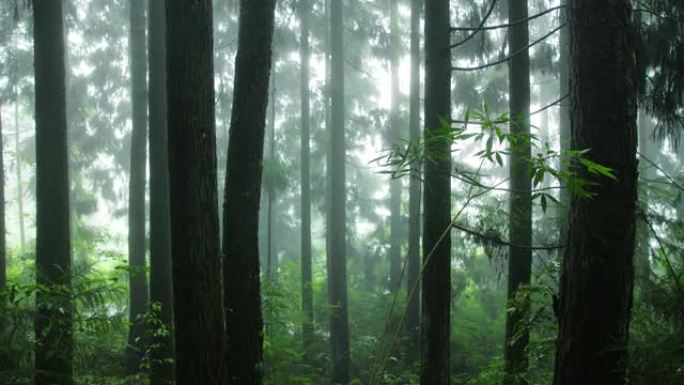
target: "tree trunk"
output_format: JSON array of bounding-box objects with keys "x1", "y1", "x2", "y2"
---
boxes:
[
  {"x1": 553, "y1": 1, "x2": 637, "y2": 384},
  {"x1": 405, "y1": 0, "x2": 422, "y2": 365},
  {"x1": 14, "y1": 34, "x2": 25, "y2": 251},
  {"x1": 420, "y1": 0, "x2": 451, "y2": 382},
  {"x1": 148, "y1": 0, "x2": 174, "y2": 383},
  {"x1": 222, "y1": 0, "x2": 276, "y2": 384},
  {"x1": 33, "y1": 1, "x2": 74, "y2": 384},
  {"x1": 127, "y1": 0, "x2": 149, "y2": 373},
  {"x1": 166, "y1": 1, "x2": 225, "y2": 383},
  {"x1": 388, "y1": 0, "x2": 402, "y2": 292},
  {"x1": 635, "y1": 112, "x2": 654, "y2": 286},
  {"x1": 503, "y1": 1, "x2": 532, "y2": 384},
  {"x1": 558, "y1": 0, "x2": 570, "y2": 245},
  {"x1": 266, "y1": 71, "x2": 276, "y2": 279},
  {"x1": 329, "y1": 0, "x2": 351, "y2": 382},
  {"x1": 299, "y1": 0, "x2": 314, "y2": 353},
  {"x1": 0, "y1": 108, "x2": 5, "y2": 290}
]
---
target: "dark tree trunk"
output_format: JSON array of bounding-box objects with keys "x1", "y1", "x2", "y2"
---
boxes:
[
  {"x1": 503, "y1": 1, "x2": 532, "y2": 384},
  {"x1": 405, "y1": 0, "x2": 422, "y2": 365},
  {"x1": 33, "y1": 1, "x2": 74, "y2": 384},
  {"x1": 553, "y1": 1, "x2": 637, "y2": 384},
  {"x1": 329, "y1": 0, "x2": 351, "y2": 383},
  {"x1": 148, "y1": 0, "x2": 174, "y2": 383},
  {"x1": 558, "y1": 0, "x2": 570, "y2": 245},
  {"x1": 299, "y1": 0, "x2": 314, "y2": 352},
  {"x1": 388, "y1": 0, "x2": 402, "y2": 292},
  {"x1": 0, "y1": 108, "x2": 5, "y2": 290},
  {"x1": 166, "y1": 1, "x2": 225, "y2": 383},
  {"x1": 420, "y1": 0, "x2": 451, "y2": 382},
  {"x1": 222, "y1": 0, "x2": 276, "y2": 384},
  {"x1": 127, "y1": 0, "x2": 149, "y2": 373}
]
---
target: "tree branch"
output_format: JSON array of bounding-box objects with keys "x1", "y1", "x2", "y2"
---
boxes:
[
  {"x1": 452, "y1": 23, "x2": 566, "y2": 70},
  {"x1": 453, "y1": 223, "x2": 563, "y2": 250},
  {"x1": 450, "y1": 0, "x2": 498, "y2": 49},
  {"x1": 451, "y1": 5, "x2": 565, "y2": 32}
]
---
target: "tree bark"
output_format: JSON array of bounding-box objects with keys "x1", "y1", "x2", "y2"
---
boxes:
[
  {"x1": 299, "y1": 0, "x2": 314, "y2": 353},
  {"x1": 503, "y1": 1, "x2": 532, "y2": 384},
  {"x1": 127, "y1": 0, "x2": 149, "y2": 373},
  {"x1": 329, "y1": 0, "x2": 351, "y2": 383},
  {"x1": 148, "y1": 0, "x2": 174, "y2": 383},
  {"x1": 166, "y1": 1, "x2": 225, "y2": 383},
  {"x1": 420, "y1": 0, "x2": 451, "y2": 383},
  {"x1": 222, "y1": 0, "x2": 276, "y2": 384},
  {"x1": 388, "y1": 0, "x2": 402, "y2": 292},
  {"x1": 33, "y1": 1, "x2": 74, "y2": 384},
  {"x1": 405, "y1": 0, "x2": 422, "y2": 365},
  {"x1": 553, "y1": 1, "x2": 637, "y2": 384}
]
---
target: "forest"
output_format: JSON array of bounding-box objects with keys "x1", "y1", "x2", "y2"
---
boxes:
[{"x1": 0, "y1": 0, "x2": 682, "y2": 384}]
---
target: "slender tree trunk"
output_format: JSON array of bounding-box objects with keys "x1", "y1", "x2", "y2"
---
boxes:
[
  {"x1": 503, "y1": 1, "x2": 532, "y2": 384},
  {"x1": 148, "y1": 0, "x2": 174, "y2": 383},
  {"x1": 329, "y1": 0, "x2": 351, "y2": 383},
  {"x1": 553, "y1": 1, "x2": 637, "y2": 384},
  {"x1": 266, "y1": 72, "x2": 276, "y2": 279},
  {"x1": 324, "y1": 0, "x2": 333, "y2": 295},
  {"x1": 222, "y1": 0, "x2": 277, "y2": 384},
  {"x1": 14, "y1": 34, "x2": 25, "y2": 251},
  {"x1": 405, "y1": 0, "x2": 422, "y2": 365},
  {"x1": 33, "y1": 1, "x2": 73, "y2": 384},
  {"x1": 166, "y1": 1, "x2": 225, "y2": 383},
  {"x1": 636, "y1": 112, "x2": 654, "y2": 286},
  {"x1": 388, "y1": 0, "x2": 402, "y2": 292},
  {"x1": 421, "y1": 0, "x2": 451, "y2": 383},
  {"x1": 299, "y1": 0, "x2": 314, "y2": 352},
  {"x1": 558, "y1": 0, "x2": 570, "y2": 245},
  {"x1": 127, "y1": 0, "x2": 149, "y2": 373},
  {"x1": 0, "y1": 108, "x2": 5, "y2": 290}
]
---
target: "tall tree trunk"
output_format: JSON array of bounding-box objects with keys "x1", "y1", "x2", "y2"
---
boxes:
[
  {"x1": 222, "y1": 0, "x2": 277, "y2": 384},
  {"x1": 329, "y1": 0, "x2": 351, "y2": 383},
  {"x1": 14, "y1": 34, "x2": 25, "y2": 251},
  {"x1": 127, "y1": 0, "x2": 149, "y2": 373},
  {"x1": 421, "y1": 0, "x2": 451, "y2": 383},
  {"x1": 166, "y1": 1, "x2": 225, "y2": 383},
  {"x1": 388, "y1": 0, "x2": 402, "y2": 292},
  {"x1": 635, "y1": 112, "x2": 654, "y2": 287},
  {"x1": 266, "y1": 72, "x2": 276, "y2": 279},
  {"x1": 405, "y1": 0, "x2": 422, "y2": 365},
  {"x1": 503, "y1": 1, "x2": 532, "y2": 384},
  {"x1": 558, "y1": 0, "x2": 570, "y2": 245},
  {"x1": 33, "y1": 1, "x2": 74, "y2": 384},
  {"x1": 553, "y1": 1, "x2": 637, "y2": 384},
  {"x1": 299, "y1": 0, "x2": 314, "y2": 352},
  {"x1": 0, "y1": 108, "x2": 5, "y2": 290},
  {"x1": 148, "y1": 0, "x2": 174, "y2": 383}
]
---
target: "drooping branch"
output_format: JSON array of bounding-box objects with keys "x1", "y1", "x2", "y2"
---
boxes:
[
  {"x1": 451, "y1": 5, "x2": 564, "y2": 32},
  {"x1": 452, "y1": 23, "x2": 566, "y2": 70},
  {"x1": 450, "y1": 0, "x2": 498, "y2": 49},
  {"x1": 451, "y1": 94, "x2": 569, "y2": 126}
]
